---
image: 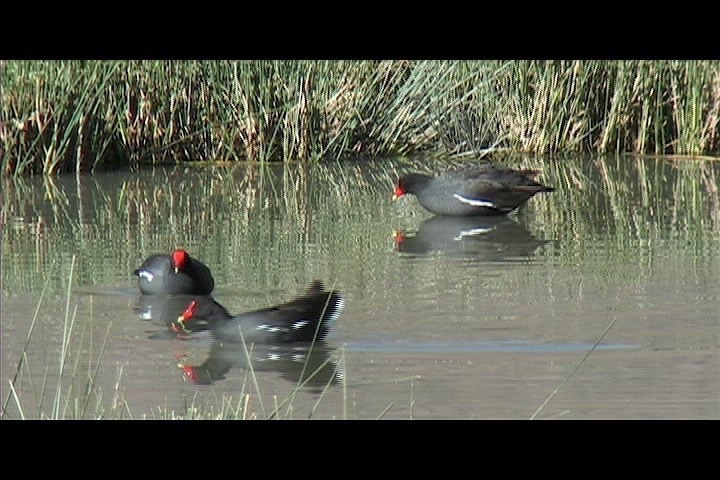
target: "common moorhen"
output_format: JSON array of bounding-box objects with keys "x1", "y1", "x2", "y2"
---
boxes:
[
  {"x1": 133, "y1": 249, "x2": 215, "y2": 295},
  {"x1": 171, "y1": 280, "x2": 344, "y2": 344},
  {"x1": 393, "y1": 163, "x2": 555, "y2": 216}
]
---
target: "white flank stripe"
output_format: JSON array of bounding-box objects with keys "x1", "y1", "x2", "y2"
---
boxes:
[
  {"x1": 325, "y1": 297, "x2": 345, "y2": 324},
  {"x1": 137, "y1": 270, "x2": 154, "y2": 282},
  {"x1": 453, "y1": 194, "x2": 496, "y2": 208},
  {"x1": 256, "y1": 324, "x2": 287, "y2": 332},
  {"x1": 292, "y1": 320, "x2": 309, "y2": 330}
]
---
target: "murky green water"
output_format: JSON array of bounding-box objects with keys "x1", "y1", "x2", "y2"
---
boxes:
[{"x1": 1, "y1": 155, "x2": 719, "y2": 419}]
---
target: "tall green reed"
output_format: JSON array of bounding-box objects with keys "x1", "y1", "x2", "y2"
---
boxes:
[{"x1": 3, "y1": 60, "x2": 718, "y2": 175}]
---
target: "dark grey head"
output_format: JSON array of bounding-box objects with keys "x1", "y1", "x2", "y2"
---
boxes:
[{"x1": 393, "y1": 173, "x2": 433, "y2": 199}]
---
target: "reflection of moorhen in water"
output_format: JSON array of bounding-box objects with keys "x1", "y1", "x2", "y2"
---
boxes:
[
  {"x1": 170, "y1": 280, "x2": 344, "y2": 344},
  {"x1": 133, "y1": 249, "x2": 215, "y2": 295},
  {"x1": 178, "y1": 341, "x2": 343, "y2": 390},
  {"x1": 393, "y1": 215, "x2": 549, "y2": 259},
  {"x1": 134, "y1": 294, "x2": 215, "y2": 329},
  {"x1": 393, "y1": 163, "x2": 554, "y2": 216}
]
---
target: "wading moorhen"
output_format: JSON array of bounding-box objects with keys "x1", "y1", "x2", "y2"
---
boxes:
[
  {"x1": 393, "y1": 163, "x2": 555, "y2": 216},
  {"x1": 133, "y1": 249, "x2": 215, "y2": 295}
]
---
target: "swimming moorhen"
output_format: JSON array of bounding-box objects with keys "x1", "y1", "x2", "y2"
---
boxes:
[
  {"x1": 393, "y1": 163, "x2": 555, "y2": 216},
  {"x1": 171, "y1": 280, "x2": 344, "y2": 344},
  {"x1": 133, "y1": 249, "x2": 215, "y2": 295}
]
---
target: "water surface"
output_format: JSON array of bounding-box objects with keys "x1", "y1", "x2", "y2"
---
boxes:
[{"x1": 1, "y1": 155, "x2": 718, "y2": 419}]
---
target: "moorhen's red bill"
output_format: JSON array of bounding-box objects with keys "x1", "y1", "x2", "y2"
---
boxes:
[
  {"x1": 171, "y1": 280, "x2": 344, "y2": 344},
  {"x1": 393, "y1": 163, "x2": 555, "y2": 216},
  {"x1": 133, "y1": 249, "x2": 215, "y2": 295}
]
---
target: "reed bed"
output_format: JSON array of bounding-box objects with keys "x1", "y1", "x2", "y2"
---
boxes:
[{"x1": 2, "y1": 60, "x2": 719, "y2": 175}]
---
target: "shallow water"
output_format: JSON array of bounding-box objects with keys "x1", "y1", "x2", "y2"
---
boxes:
[{"x1": 1, "y1": 154, "x2": 719, "y2": 419}]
